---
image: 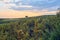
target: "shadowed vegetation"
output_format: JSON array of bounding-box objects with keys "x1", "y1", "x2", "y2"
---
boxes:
[{"x1": 0, "y1": 12, "x2": 60, "y2": 40}]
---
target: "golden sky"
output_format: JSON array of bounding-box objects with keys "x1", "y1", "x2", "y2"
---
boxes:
[
  {"x1": 0, "y1": 0, "x2": 58, "y2": 18},
  {"x1": 0, "y1": 9, "x2": 57, "y2": 18}
]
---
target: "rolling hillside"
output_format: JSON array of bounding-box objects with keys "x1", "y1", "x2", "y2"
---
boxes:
[{"x1": 0, "y1": 14, "x2": 60, "y2": 40}]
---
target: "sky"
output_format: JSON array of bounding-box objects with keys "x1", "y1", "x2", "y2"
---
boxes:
[{"x1": 0, "y1": 0, "x2": 60, "y2": 18}]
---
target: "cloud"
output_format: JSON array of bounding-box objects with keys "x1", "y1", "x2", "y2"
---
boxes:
[
  {"x1": 3, "y1": 0, "x2": 13, "y2": 2},
  {"x1": 0, "y1": 0, "x2": 32, "y2": 11},
  {"x1": 0, "y1": 0, "x2": 60, "y2": 11},
  {"x1": 3, "y1": 0, "x2": 22, "y2": 3},
  {"x1": 16, "y1": 5, "x2": 32, "y2": 8},
  {"x1": 47, "y1": 0, "x2": 56, "y2": 3},
  {"x1": 42, "y1": 0, "x2": 56, "y2": 3},
  {"x1": 47, "y1": 6, "x2": 60, "y2": 11}
]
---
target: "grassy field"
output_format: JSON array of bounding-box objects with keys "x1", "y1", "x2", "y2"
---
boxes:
[{"x1": 0, "y1": 13, "x2": 60, "y2": 40}]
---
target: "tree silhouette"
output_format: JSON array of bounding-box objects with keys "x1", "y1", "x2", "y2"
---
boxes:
[
  {"x1": 57, "y1": 8, "x2": 60, "y2": 17},
  {"x1": 25, "y1": 16, "x2": 28, "y2": 18}
]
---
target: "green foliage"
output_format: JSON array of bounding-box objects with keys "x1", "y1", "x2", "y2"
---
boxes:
[{"x1": 0, "y1": 12, "x2": 60, "y2": 40}]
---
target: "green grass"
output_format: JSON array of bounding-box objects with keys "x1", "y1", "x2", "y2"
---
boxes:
[{"x1": 0, "y1": 14, "x2": 60, "y2": 40}]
